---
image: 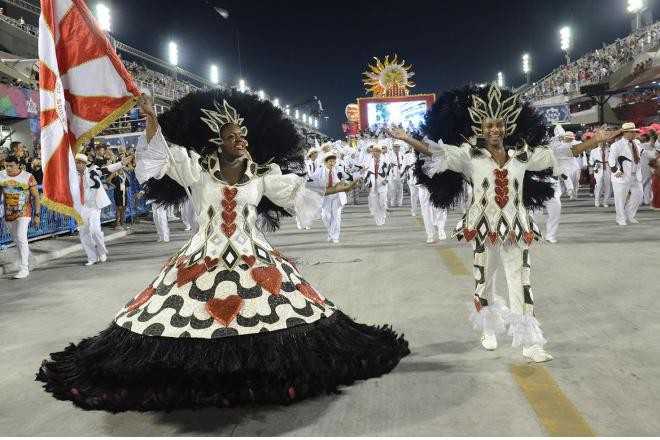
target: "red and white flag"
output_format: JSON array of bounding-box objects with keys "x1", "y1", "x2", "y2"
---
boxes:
[{"x1": 39, "y1": 0, "x2": 139, "y2": 221}]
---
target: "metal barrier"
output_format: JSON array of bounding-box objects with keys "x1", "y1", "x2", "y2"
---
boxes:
[{"x1": 0, "y1": 170, "x2": 149, "y2": 248}]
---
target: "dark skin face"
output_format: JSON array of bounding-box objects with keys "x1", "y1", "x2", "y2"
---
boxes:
[
  {"x1": 482, "y1": 118, "x2": 508, "y2": 167},
  {"x1": 219, "y1": 124, "x2": 249, "y2": 159}
]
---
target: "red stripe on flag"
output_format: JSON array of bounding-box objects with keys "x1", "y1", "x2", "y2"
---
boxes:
[
  {"x1": 69, "y1": 0, "x2": 140, "y2": 96},
  {"x1": 55, "y1": 5, "x2": 106, "y2": 76},
  {"x1": 39, "y1": 62, "x2": 57, "y2": 92},
  {"x1": 40, "y1": 0, "x2": 56, "y2": 36},
  {"x1": 43, "y1": 134, "x2": 74, "y2": 206},
  {"x1": 40, "y1": 109, "x2": 59, "y2": 128},
  {"x1": 63, "y1": 91, "x2": 131, "y2": 123}
]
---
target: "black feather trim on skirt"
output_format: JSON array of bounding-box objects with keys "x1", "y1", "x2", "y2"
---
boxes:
[{"x1": 36, "y1": 311, "x2": 410, "y2": 412}]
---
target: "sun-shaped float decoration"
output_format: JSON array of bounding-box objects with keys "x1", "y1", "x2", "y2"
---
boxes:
[{"x1": 362, "y1": 54, "x2": 416, "y2": 97}]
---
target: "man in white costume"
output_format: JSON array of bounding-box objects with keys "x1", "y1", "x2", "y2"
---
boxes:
[
  {"x1": 639, "y1": 132, "x2": 656, "y2": 205},
  {"x1": 589, "y1": 140, "x2": 613, "y2": 207},
  {"x1": 609, "y1": 122, "x2": 644, "y2": 226},
  {"x1": 387, "y1": 143, "x2": 405, "y2": 207},
  {"x1": 311, "y1": 151, "x2": 353, "y2": 243},
  {"x1": 74, "y1": 153, "x2": 129, "y2": 266},
  {"x1": 364, "y1": 144, "x2": 390, "y2": 225}
]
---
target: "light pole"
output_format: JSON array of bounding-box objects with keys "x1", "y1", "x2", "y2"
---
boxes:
[
  {"x1": 168, "y1": 41, "x2": 178, "y2": 98},
  {"x1": 497, "y1": 71, "x2": 504, "y2": 88},
  {"x1": 522, "y1": 53, "x2": 531, "y2": 85},
  {"x1": 257, "y1": 90, "x2": 265, "y2": 100},
  {"x1": 209, "y1": 64, "x2": 219, "y2": 86},
  {"x1": 560, "y1": 26, "x2": 572, "y2": 64},
  {"x1": 238, "y1": 79, "x2": 247, "y2": 93},
  {"x1": 627, "y1": 0, "x2": 647, "y2": 32}
]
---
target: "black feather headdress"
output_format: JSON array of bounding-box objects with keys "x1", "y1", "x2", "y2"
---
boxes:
[
  {"x1": 413, "y1": 85, "x2": 554, "y2": 210},
  {"x1": 143, "y1": 89, "x2": 305, "y2": 230}
]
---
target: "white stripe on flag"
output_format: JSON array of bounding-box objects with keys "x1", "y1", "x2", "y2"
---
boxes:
[
  {"x1": 53, "y1": 0, "x2": 74, "y2": 46},
  {"x1": 61, "y1": 56, "x2": 130, "y2": 99},
  {"x1": 68, "y1": 112, "x2": 98, "y2": 141},
  {"x1": 40, "y1": 120, "x2": 65, "y2": 166}
]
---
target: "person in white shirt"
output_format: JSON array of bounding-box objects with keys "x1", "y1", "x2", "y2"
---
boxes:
[
  {"x1": 311, "y1": 152, "x2": 355, "y2": 243},
  {"x1": 305, "y1": 148, "x2": 319, "y2": 178},
  {"x1": 0, "y1": 155, "x2": 40, "y2": 279},
  {"x1": 639, "y1": 132, "x2": 656, "y2": 205},
  {"x1": 552, "y1": 127, "x2": 578, "y2": 199},
  {"x1": 402, "y1": 147, "x2": 418, "y2": 216},
  {"x1": 74, "y1": 153, "x2": 128, "y2": 266},
  {"x1": 589, "y1": 141, "x2": 613, "y2": 207},
  {"x1": 364, "y1": 144, "x2": 390, "y2": 225},
  {"x1": 387, "y1": 143, "x2": 405, "y2": 207},
  {"x1": 150, "y1": 200, "x2": 170, "y2": 242},
  {"x1": 609, "y1": 122, "x2": 644, "y2": 226}
]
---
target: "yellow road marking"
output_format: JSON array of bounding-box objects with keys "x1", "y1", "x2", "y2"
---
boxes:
[
  {"x1": 415, "y1": 216, "x2": 470, "y2": 276},
  {"x1": 511, "y1": 364, "x2": 595, "y2": 437}
]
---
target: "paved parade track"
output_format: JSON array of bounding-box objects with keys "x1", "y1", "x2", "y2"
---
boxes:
[{"x1": 1, "y1": 194, "x2": 659, "y2": 436}]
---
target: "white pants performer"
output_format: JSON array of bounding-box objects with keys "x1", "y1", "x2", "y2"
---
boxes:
[
  {"x1": 594, "y1": 169, "x2": 612, "y2": 206},
  {"x1": 418, "y1": 185, "x2": 447, "y2": 240},
  {"x1": 369, "y1": 187, "x2": 388, "y2": 226},
  {"x1": 541, "y1": 180, "x2": 562, "y2": 241},
  {"x1": 151, "y1": 203, "x2": 170, "y2": 242},
  {"x1": 471, "y1": 241, "x2": 546, "y2": 348},
  {"x1": 79, "y1": 208, "x2": 108, "y2": 263},
  {"x1": 180, "y1": 197, "x2": 198, "y2": 233},
  {"x1": 612, "y1": 178, "x2": 643, "y2": 224},
  {"x1": 408, "y1": 180, "x2": 418, "y2": 215},
  {"x1": 7, "y1": 217, "x2": 31, "y2": 272},
  {"x1": 388, "y1": 177, "x2": 404, "y2": 207},
  {"x1": 321, "y1": 196, "x2": 343, "y2": 241},
  {"x1": 642, "y1": 170, "x2": 653, "y2": 205}
]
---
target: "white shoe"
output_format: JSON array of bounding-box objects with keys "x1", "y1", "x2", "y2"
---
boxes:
[
  {"x1": 437, "y1": 230, "x2": 447, "y2": 240},
  {"x1": 481, "y1": 331, "x2": 498, "y2": 350},
  {"x1": 304, "y1": 226, "x2": 311, "y2": 230},
  {"x1": 332, "y1": 239, "x2": 340, "y2": 244},
  {"x1": 84, "y1": 261, "x2": 96, "y2": 266},
  {"x1": 628, "y1": 218, "x2": 639, "y2": 224},
  {"x1": 184, "y1": 226, "x2": 191, "y2": 231},
  {"x1": 617, "y1": 221, "x2": 627, "y2": 226},
  {"x1": 12, "y1": 269, "x2": 29, "y2": 279},
  {"x1": 594, "y1": 201, "x2": 600, "y2": 207},
  {"x1": 98, "y1": 254, "x2": 107, "y2": 263},
  {"x1": 157, "y1": 238, "x2": 163, "y2": 242},
  {"x1": 522, "y1": 345, "x2": 553, "y2": 363},
  {"x1": 411, "y1": 212, "x2": 417, "y2": 217},
  {"x1": 163, "y1": 238, "x2": 170, "y2": 243},
  {"x1": 546, "y1": 238, "x2": 557, "y2": 244},
  {"x1": 603, "y1": 203, "x2": 609, "y2": 208}
]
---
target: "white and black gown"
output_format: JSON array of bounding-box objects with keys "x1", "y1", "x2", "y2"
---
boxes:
[{"x1": 36, "y1": 128, "x2": 409, "y2": 412}]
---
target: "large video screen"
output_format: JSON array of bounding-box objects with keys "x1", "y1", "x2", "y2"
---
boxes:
[{"x1": 358, "y1": 94, "x2": 435, "y2": 133}]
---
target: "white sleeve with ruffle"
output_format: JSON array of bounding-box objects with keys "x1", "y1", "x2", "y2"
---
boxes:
[
  {"x1": 135, "y1": 126, "x2": 203, "y2": 187},
  {"x1": 261, "y1": 164, "x2": 324, "y2": 228},
  {"x1": 420, "y1": 137, "x2": 472, "y2": 177},
  {"x1": 527, "y1": 145, "x2": 560, "y2": 174}
]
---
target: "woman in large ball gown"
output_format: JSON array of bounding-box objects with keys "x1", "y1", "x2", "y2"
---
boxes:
[{"x1": 37, "y1": 90, "x2": 409, "y2": 412}]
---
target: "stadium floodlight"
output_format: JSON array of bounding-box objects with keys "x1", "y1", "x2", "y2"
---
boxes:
[
  {"x1": 272, "y1": 98, "x2": 280, "y2": 107},
  {"x1": 96, "y1": 3, "x2": 111, "y2": 32},
  {"x1": 302, "y1": 113, "x2": 308, "y2": 124},
  {"x1": 294, "y1": 109, "x2": 299, "y2": 120},
  {"x1": 314, "y1": 118, "x2": 319, "y2": 128},
  {"x1": 559, "y1": 26, "x2": 571, "y2": 51},
  {"x1": 522, "y1": 53, "x2": 530, "y2": 74},
  {"x1": 285, "y1": 105, "x2": 291, "y2": 116},
  {"x1": 168, "y1": 41, "x2": 178, "y2": 66},
  {"x1": 627, "y1": 0, "x2": 644, "y2": 13},
  {"x1": 258, "y1": 90, "x2": 265, "y2": 100},
  {"x1": 238, "y1": 79, "x2": 247, "y2": 93},
  {"x1": 209, "y1": 64, "x2": 219, "y2": 85},
  {"x1": 497, "y1": 71, "x2": 504, "y2": 88}
]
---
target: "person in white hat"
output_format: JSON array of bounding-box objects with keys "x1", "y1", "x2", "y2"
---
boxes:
[
  {"x1": 608, "y1": 122, "x2": 644, "y2": 225},
  {"x1": 387, "y1": 143, "x2": 405, "y2": 208},
  {"x1": 551, "y1": 126, "x2": 578, "y2": 199},
  {"x1": 305, "y1": 147, "x2": 319, "y2": 177},
  {"x1": 589, "y1": 137, "x2": 613, "y2": 207},
  {"x1": 311, "y1": 151, "x2": 356, "y2": 243},
  {"x1": 364, "y1": 144, "x2": 390, "y2": 225},
  {"x1": 74, "y1": 152, "x2": 130, "y2": 266}
]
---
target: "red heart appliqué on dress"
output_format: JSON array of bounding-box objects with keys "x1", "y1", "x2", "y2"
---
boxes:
[
  {"x1": 221, "y1": 223, "x2": 237, "y2": 237},
  {"x1": 296, "y1": 283, "x2": 325, "y2": 304},
  {"x1": 251, "y1": 266, "x2": 283, "y2": 295},
  {"x1": 494, "y1": 169, "x2": 508, "y2": 178},
  {"x1": 176, "y1": 257, "x2": 218, "y2": 287},
  {"x1": 523, "y1": 231, "x2": 535, "y2": 244},
  {"x1": 127, "y1": 287, "x2": 156, "y2": 312},
  {"x1": 487, "y1": 232, "x2": 498, "y2": 245},
  {"x1": 463, "y1": 228, "x2": 477, "y2": 241},
  {"x1": 206, "y1": 295, "x2": 244, "y2": 327},
  {"x1": 241, "y1": 255, "x2": 256, "y2": 267},
  {"x1": 223, "y1": 187, "x2": 238, "y2": 200},
  {"x1": 221, "y1": 210, "x2": 237, "y2": 224},
  {"x1": 221, "y1": 199, "x2": 237, "y2": 211},
  {"x1": 495, "y1": 195, "x2": 509, "y2": 209}
]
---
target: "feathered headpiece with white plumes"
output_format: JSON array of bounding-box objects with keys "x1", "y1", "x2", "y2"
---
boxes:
[
  {"x1": 468, "y1": 84, "x2": 523, "y2": 137},
  {"x1": 200, "y1": 100, "x2": 248, "y2": 146}
]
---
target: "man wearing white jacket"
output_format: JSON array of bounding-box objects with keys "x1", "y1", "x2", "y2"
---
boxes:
[
  {"x1": 387, "y1": 143, "x2": 405, "y2": 207},
  {"x1": 589, "y1": 142, "x2": 613, "y2": 207},
  {"x1": 311, "y1": 151, "x2": 350, "y2": 243},
  {"x1": 364, "y1": 144, "x2": 390, "y2": 225},
  {"x1": 75, "y1": 153, "x2": 128, "y2": 266},
  {"x1": 609, "y1": 122, "x2": 644, "y2": 226}
]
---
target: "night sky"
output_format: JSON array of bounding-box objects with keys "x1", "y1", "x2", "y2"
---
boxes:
[{"x1": 24, "y1": 0, "x2": 660, "y2": 137}]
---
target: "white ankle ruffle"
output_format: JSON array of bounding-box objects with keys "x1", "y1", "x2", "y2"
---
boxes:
[
  {"x1": 507, "y1": 313, "x2": 547, "y2": 348},
  {"x1": 468, "y1": 297, "x2": 510, "y2": 335}
]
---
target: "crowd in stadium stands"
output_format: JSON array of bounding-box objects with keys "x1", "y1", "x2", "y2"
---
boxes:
[
  {"x1": 123, "y1": 59, "x2": 200, "y2": 99},
  {"x1": 524, "y1": 21, "x2": 660, "y2": 101}
]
